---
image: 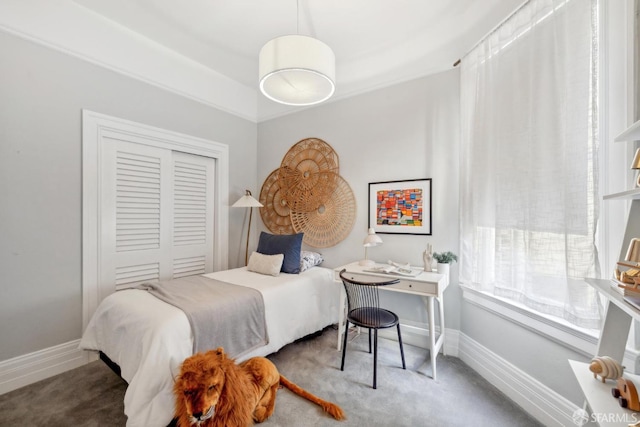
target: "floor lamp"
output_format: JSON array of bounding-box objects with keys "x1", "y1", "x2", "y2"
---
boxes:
[{"x1": 232, "y1": 190, "x2": 264, "y2": 265}]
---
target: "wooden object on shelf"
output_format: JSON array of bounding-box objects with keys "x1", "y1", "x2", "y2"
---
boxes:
[
  {"x1": 613, "y1": 378, "x2": 640, "y2": 411},
  {"x1": 590, "y1": 356, "x2": 625, "y2": 383}
]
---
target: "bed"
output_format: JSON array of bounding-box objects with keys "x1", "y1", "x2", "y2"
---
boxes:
[{"x1": 79, "y1": 265, "x2": 340, "y2": 427}]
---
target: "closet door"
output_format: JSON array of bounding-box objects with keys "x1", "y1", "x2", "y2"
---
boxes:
[
  {"x1": 100, "y1": 141, "x2": 214, "y2": 298},
  {"x1": 100, "y1": 140, "x2": 172, "y2": 297},
  {"x1": 171, "y1": 151, "x2": 215, "y2": 278}
]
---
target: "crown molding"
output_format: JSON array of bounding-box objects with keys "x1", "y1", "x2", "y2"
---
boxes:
[{"x1": 0, "y1": 0, "x2": 258, "y2": 122}]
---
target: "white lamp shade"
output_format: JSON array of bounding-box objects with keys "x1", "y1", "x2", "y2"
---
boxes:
[
  {"x1": 259, "y1": 35, "x2": 335, "y2": 106},
  {"x1": 363, "y1": 228, "x2": 383, "y2": 247},
  {"x1": 232, "y1": 190, "x2": 263, "y2": 208},
  {"x1": 359, "y1": 228, "x2": 381, "y2": 267}
]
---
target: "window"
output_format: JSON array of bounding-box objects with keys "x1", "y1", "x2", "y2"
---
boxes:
[{"x1": 459, "y1": 0, "x2": 601, "y2": 329}]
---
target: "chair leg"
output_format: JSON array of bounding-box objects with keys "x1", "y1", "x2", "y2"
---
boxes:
[
  {"x1": 368, "y1": 328, "x2": 372, "y2": 354},
  {"x1": 397, "y1": 323, "x2": 406, "y2": 370},
  {"x1": 373, "y1": 329, "x2": 378, "y2": 389},
  {"x1": 341, "y1": 321, "x2": 349, "y2": 371}
]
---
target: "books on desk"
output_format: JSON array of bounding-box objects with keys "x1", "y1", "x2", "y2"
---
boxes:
[{"x1": 364, "y1": 264, "x2": 423, "y2": 277}]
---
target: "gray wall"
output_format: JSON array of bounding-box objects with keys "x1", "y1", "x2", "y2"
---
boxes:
[
  {"x1": 258, "y1": 70, "x2": 462, "y2": 330},
  {"x1": 0, "y1": 31, "x2": 257, "y2": 361}
]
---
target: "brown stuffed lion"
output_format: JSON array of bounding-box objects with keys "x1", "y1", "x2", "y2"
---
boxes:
[{"x1": 173, "y1": 347, "x2": 345, "y2": 427}]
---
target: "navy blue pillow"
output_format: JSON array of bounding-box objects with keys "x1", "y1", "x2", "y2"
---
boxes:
[{"x1": 256, "y1": 232, "x2": 303, "y2": 274}]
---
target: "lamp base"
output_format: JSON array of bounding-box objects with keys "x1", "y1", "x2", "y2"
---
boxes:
[{"x1": 359, "y1": 259, "x2": 375, "y2": 267}]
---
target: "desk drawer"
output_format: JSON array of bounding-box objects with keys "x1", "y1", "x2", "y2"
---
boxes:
[
  {"x1": 389, "y1": 279, "x2": 436, "y2": 295},
  {"x1": 339, "y1": 272, "x2": 436, "y2": 296}
]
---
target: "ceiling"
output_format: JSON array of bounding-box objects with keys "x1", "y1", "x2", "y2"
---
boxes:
[{"x1": 72, "y1": 0, "x2": 524, "y2": 118}]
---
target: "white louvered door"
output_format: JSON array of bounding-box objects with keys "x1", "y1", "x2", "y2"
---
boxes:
[
  {"x1": 171, "y1": 151, "x2": 215, "y2": 278},
  {"x1": 100, "y1": 140, "x2": 214, "y2": 297}
]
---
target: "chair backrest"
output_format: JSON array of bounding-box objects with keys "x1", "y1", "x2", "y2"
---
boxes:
[{"x1": 339, "y1": 269, "x2": 399, "y2": 325}]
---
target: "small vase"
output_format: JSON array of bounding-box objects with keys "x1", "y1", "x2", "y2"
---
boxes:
[{"x1": 437, "y1": 262, "x2": 450, "y2": 277}]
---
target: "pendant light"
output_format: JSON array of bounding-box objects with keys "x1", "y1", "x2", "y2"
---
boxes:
[{"x1": 259, "y1": 1, "x2": 335, "y2": 106}]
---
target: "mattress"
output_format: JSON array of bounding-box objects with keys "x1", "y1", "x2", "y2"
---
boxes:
[{"x1": 79, "y1": 266, "x2": 340, "y2": 427}]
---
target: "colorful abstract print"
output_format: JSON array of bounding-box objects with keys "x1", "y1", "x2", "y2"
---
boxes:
[{"x1": 376, "y1": 188, "x2": 423, "y2": 226}]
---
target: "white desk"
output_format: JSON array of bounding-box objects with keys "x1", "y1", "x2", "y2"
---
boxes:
[{"x1": 334, "y1": 262, "x2": 449, "y2": 379}]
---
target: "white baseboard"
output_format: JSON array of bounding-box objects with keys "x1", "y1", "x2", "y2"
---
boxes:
[
  {"x1": 0, "y1": 339, "x2": 92, "y2": 395},
  {"x1": 457, "y1": 333, "x2": 580, "y2": 427}
]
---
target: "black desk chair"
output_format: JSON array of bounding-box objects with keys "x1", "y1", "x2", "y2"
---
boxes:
[{"x1": 339, "y1": 269, "x2": 406, "y2": 389}]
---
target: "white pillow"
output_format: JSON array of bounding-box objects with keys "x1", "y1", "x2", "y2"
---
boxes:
[
  {"x1": 247, "y1": 251, "x2": 284, "y2": 276},
  {"x1": 300, "y1": 251, "x2": 324, "y2": 272}
]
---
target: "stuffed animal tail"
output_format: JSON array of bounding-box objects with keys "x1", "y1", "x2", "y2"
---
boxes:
[{"x1": 279, "y1": 375, "x2": 345, "y2": 421}]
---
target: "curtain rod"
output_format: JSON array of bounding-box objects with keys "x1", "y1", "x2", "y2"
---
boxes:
[{"x1": 453, "y1": 0, "x2": 530, "y2": 67}]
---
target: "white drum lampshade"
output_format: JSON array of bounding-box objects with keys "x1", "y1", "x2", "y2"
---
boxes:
[{"x1": 259, "y1": 35, "x2": 336, "y2": 106}]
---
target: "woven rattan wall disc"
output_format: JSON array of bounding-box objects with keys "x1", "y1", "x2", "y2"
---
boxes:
[
  {"x1": 278, "y1": 138, "x2": 340, "y2": 212},
  {"x1": 290, "y1": 174, "x2": 355, "y2": 248},
  {"x1": 259, "y1": 169, "x2": 294, "y2": 235}
]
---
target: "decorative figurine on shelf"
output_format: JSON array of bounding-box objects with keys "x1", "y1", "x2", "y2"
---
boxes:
[
  {"x1": 614, "y1": 238, "x2": 640, "y2": 286},
  {"x1": 612, "y1": 377, "x2": 640, "y2": 411},
  {"x1": 423, "y1": 244, "x2": 433, "y2": 272},
  {"x1": 589, "y1": 356, "x2": 624, "y2": 382}
]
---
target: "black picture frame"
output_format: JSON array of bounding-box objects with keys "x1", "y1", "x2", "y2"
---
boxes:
[{"x1": 368, "y1": 178, "x2": 432, "y2": 235}]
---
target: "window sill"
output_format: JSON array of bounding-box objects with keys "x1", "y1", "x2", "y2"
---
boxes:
[{"x1": 460, "y1": 284, "x2": 599, "y2": 357}]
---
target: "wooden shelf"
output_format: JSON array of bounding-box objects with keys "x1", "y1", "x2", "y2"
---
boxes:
[
  {"x1": 604, "y1": 188, "x2": 640, "y2": 200},
  {"x1": 615, "y1": 119, "x2": 640, "y2": 142},
  {"x1": 570, "y1": 360, "x2": 640, "y2": 427}
]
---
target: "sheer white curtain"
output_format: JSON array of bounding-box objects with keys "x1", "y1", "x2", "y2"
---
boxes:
[{"x1": 460, "y1": 0, "x2": 601, "y2": 328}]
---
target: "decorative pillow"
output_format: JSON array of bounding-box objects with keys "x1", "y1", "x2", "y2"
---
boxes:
[
  {"x1": 256, "y1": 232, "x2": 304, "y2": 274},
  {"x1": 300, "y1": 251, "x2": 324, "y2": 272},
  {"x1": 247, "y1": 252, "x2": 284, "y2": 277}
]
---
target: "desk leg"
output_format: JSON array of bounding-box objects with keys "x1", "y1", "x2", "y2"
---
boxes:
[
  {"x1": 438, "y1": 297, "x2": 445, "y2": 357},
  {"x1": 427, "y1": 296, "x2": 437, "y2": 380}
]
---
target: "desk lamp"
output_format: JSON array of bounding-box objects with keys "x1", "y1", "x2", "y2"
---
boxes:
[{"x1": 359, "y1": 228, "x2": 382, "y2": 267}]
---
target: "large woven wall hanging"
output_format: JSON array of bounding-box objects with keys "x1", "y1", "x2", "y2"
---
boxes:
[
  {"x1": 259, "y1": 169, "x2": 295, "y2": 235},
  {"x1": 289, "y1": 174, "x2": 356, "y2": 248},
  {"x1": 278, "y1": 138, "x2": 340, "y2": 212},
  {"x1": 259, "y1": 138, "x2": 355, "y2": 248}
]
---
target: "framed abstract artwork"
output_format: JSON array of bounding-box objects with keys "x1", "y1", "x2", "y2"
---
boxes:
[{"x1": 368, "y1": 178, "x2": 432, "y2": 235}]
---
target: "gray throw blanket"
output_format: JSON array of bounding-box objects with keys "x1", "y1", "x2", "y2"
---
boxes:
[{"x1": 137, "y1": 275, "x2": 267, "y2": 357}]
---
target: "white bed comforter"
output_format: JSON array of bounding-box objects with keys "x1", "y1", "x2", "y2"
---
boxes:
[{"x1": 79, "y1": 267, "x2": 340, "y2": 427}]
